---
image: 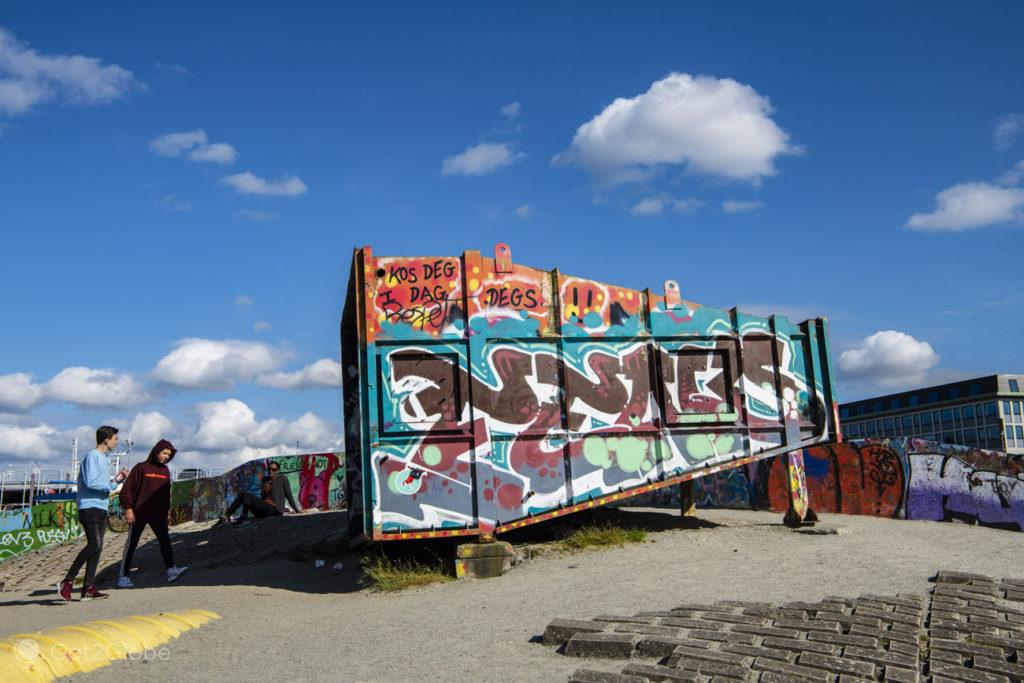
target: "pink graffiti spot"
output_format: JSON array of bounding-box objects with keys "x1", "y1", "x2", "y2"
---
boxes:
[
  {"x1": 549, "y1": 470, "x2": 558, "y2": 478},
  {"x1": 497, "y1": 483, "x2": 523, "y2": 510},
  {"x1": 448, "y1": 489, "x2": 454, "y2": 495},
  {"x1": 457, "y1": 462, "x2": 469, "y2": 473},
  {"x1": 483, "y1": 488, "x2": 494, "y2": 502},
  {"x1": 539, "y1": 467, "x2": 548, "y2": 477}
]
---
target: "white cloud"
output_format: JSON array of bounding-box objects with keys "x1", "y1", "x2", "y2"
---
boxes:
[
  {"x1": 129, "y1": 411, "x2": 176, "y2": 448},
  {"x1": 722, "y1": 199, "x2": 765, "y2": 214},
  {"x1": 839, "y1": 331, "x2": 939, "y2": 388},
  {"x1": 441, "y1": 142, "x2": 524, "y2": 177},
  {"x1": 177, "y1": 399, "x2": 341, "y2": 470},
  {"x1": 501, "y1": 101, "x2": 521, "y2": 120},
  {"x1": 0, "y1": 27, "x2": 135, "y2": 116},
  {"x1": 906, "y1": 182, "x2": 1024, "y2": 231},
  {"x1": 152, "y1": 338, "x2": 289, "y2": 390},
  {"x1": 998, "y1": 160, "x2": 1024, "y2": 187},
  {"x1": 43, "y1": 367, "x2": 151, "y2": 409},
  {"x1": 235, "y1": 295, "x2": 254, "y2": 308},
  {"x1": 258, "y1": 358, "x2": 342, "y2": 390},
  {"x1": 221, "y1": 171, "x2": 307, "y2": 196},
  {"x1": 253, "y1": 321, "x2": 273, "y2": 333},
  {"x1": 994, "y1": 114, "x2": 1024, "y2": 151},
  {"x1": 0, "y1": 373, "x2": 45, "y2": 411},
  {"x1": 234, "y1": 209, "x2": 277, "y2": 223},
  {"x1": 149, "y1": 129, "x2": 238, "y2": 165},
  {"x1": 155, "y1": 194, "x2": 192, "y2": 212},
  {"x1": 514, "y1": 204, "x2": 533, "y2": 220},
  {"x1": 630, "y1": 195, "x2": 702, "y2": 216},
  {"x1": 553, "y1": 72, "x2": 797, "y2": 184}
]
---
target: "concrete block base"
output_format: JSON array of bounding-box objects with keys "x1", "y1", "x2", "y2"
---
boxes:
[{"x1": 454, "y1": 541, "x2": 513, "y2": 579}]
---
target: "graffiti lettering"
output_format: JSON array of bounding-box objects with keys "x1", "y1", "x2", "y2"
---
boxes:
[{"x1": 483, "y1": 286, "x2": 540, "y2": 309}]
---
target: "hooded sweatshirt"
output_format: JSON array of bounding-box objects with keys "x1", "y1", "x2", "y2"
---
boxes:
[{"x1": 119, "y1": 439, "x2": 176, "y2": 524}]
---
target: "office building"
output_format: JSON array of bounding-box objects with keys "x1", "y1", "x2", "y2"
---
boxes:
[{"x1": 839, "y1": 374, "x2": 1024, "y2": 454}]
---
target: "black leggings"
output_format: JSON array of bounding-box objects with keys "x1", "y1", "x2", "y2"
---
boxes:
[
  {"x1": 65, "y1": 507, "x2": 107, "y2": 593},
  {"x1": 225, "y1": 491, "x2": 280, "y2": 519},
  {"x1": 119, "y1": 518, "x2": 175, "y2": 579}
]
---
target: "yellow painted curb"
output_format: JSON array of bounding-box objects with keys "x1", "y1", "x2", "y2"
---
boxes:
[{"x1": 0, "y1": 609, "x2": 220, "y2": 682}]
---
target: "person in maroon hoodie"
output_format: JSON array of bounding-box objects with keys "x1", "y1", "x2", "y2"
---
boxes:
[{"x1": 116, "y1": 439, "x2": 188, "y2": 587}]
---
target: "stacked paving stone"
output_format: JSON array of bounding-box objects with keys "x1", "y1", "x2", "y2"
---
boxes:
[{"x1": 542, "y1": 571, "x2": 1024, "y2": 682}]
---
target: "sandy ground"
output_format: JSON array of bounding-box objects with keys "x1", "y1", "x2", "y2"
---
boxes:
[{"x1": 1, "y1": 507, "x2": 1022, "y2": 682}]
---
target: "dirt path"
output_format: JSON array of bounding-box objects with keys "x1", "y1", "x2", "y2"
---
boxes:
[{"x1": 1, "y1": 508, "x2": 1022, "y2": 682}]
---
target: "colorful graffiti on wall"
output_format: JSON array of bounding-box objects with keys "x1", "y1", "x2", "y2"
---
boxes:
[
  {"x1": 178, "y1": 452, "x2": 345, "y2": 525},
  {"x1": 342, "y1": 244, "x2": 839, "y2": 541},
  {"x1": 652, "y1": 438, "x2": 1024, "y2": 531},
  {"x1": 0, "y1": 500, "x2": 82, "y2": 562}
]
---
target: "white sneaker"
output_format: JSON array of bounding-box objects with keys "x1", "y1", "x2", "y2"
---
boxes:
[
  {"x1": 166, "y1": 565, "x2": 188, "y2": 583},
  {"x1": 117, "y1": 576, "x2": 134, "y2": 589}
]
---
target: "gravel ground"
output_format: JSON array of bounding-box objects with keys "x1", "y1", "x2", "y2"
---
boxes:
[{"x1": 1, "y1": 508, "x2": 1022, "y2": 682}]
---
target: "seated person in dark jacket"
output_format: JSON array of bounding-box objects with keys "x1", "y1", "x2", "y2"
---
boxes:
[{"x1": 218, "y1": 462, "x2": 301, "y2": 525}]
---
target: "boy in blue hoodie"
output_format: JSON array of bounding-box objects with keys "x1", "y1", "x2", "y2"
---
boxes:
[{"x1": 57, "y1": 425, "x2": 129, "y2": 602}]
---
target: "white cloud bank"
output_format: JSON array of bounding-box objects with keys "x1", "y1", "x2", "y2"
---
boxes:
[
  {"x1": 553, "y1": 72, "x2": 797, "y2": 184},
  {"x1": 906, "y1": 182, "x2": 1024, "y2": 231},
  {"x1": 149, "y1": 129, "x2": 238, "y2": 164},
  {"x1": 258, "y1": 359, "x2": 342, "y2": 390},
  {"x1": 0, "y1": 26, "x2": 135, "y2": 116},
  {"x1": 221, "y1": 171, "x2": 307, "y2": 197},
  {"x1": 152, "y1": 339, "x2": 289, "y2": 390},
  {"x1": 839, "y1": 331, "x2": 939, "y2": 389},
  {"x1": 0, "y1": 368, "x2": 149, "y2": 412},
  {"x1": 442, "y1": 142, "x2": 524, "y2": 176}
]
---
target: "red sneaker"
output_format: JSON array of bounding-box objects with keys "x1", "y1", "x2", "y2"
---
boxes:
[
  {"x1": 81, "y1": 586, "x2": 108, "y2": 601},
  {"x1": 56, "y1": 579, "x2": 73, "y2": 603}
]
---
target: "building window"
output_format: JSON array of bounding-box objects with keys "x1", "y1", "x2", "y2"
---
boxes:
[
  {"x1": 840, "y1": 407, "x2": 850, "y2": 419},
  {"x1": 883, "y1": 418, "x2": 895, "y2": 435},
  {"x1": 943, "y1": 433, "x2": 956, "y2": 444},
  {"x1": 909, "y1": 395, "x2": 920, "y2": 406},
  {"x1": 902, "y1": 415, "x2": 913, "y2": 430},
  {"x1": 857, "y1": 404, "x2": 866, "y2": 416},
  {"x1": 969, "y1": 383, "x2": 981, "y2": 396},
  {"x1": 963, "y1": 405, "x2": 975, "y2": 419},
  {"x1": 1010, "y1": 379, "x2": 1020, "y2": 392},
  {"x1": 941, "y1": 409, "x2": 954, "y2": 423},
  {"x1": 1017, "y1": 426, "x2": 1024, "y2": 440},
  {"x1": 1004, "y1": 401, "x2": 1012, "y2": 415},
  {"x1": 866, "y1": 422, "x2": 877, "y2": 437},
  {"x1": 949, "y1": 387, "x2": 960, "y2": 400},
  {"x1": 986, "y1": 402, "x2": 998, "y2": 417},
  {"x1": 964, "y1": 429, "x2": 978, "y2": 446},
  {"x1": 892, "y1": 398, "x2": 902, "y2": 409},
  {"x1": 874, "y1": 400, "x2": 883, "y2": 413},
  {"x1": 988, "y1": 425, "x2": 1001, "y2": 440},
  {"x1": 928, "y1": 391, "x2": 939, "y2": 403},
  {"x1": 954, "y1": 407, "x2": 961, "y2": 421},
  {"x1": 921, "y1": 413, "x2": 933, "y2": 427},
  {"x1": 1014, "y1": 402, "x2": 1022, "y2": 417},
  {"x1": 1007, "y1": 426, "x2": 1014, "y2": 443}
]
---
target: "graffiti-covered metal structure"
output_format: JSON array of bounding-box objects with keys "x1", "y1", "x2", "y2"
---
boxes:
[{"x1": 341, "y1": 244, "x2": 840, "y2": 543}]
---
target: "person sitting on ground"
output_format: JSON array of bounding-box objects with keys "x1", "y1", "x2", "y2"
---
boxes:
[
  {"x1": 117, "y1": 439, "x2": 188, "y2": 588},
  {"x1": 217, "y1": 461, "x2": 301, "y2": 525}
]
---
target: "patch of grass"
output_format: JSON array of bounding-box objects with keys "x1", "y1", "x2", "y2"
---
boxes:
[
  {"x1": 361, "y1": 553, "x2": 453, "y2": 592},
  {"x1": 559, "y1": 523, "x2": 648, "y2": 551}
]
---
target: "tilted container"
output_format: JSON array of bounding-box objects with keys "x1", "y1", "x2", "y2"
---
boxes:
[{"x1": 341, "y1": 244, "x2": 839, "y2": 542}]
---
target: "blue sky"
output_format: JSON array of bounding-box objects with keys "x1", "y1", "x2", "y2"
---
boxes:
[{"x1": 1, "y1": 2, "x2": 1023, "y2": 470}]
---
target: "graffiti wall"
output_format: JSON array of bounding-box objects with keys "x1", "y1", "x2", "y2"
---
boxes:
[
  {"x1": 644, "y1": 438, "x2": 1024, "y2": 531},
  {"x1": 176, "y1": 452, "x2": 346, "y2": 525},
  {"x1": 0, "y1": 500, "x2": 82, "y2": 562},
  {"x1": 343, "y1": 244, "x2": 840, "y2": 541}
]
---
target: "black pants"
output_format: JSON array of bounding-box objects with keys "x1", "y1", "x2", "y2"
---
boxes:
[
  {"x1": 225, "y1": 491, "x2": 280, "y2": 519},
  {"x1": 65, "y1": 507, "x2": 107, "y2": 593},
  {"x1": 119, "y1": 518, "x2": 175, "y2": 579}
]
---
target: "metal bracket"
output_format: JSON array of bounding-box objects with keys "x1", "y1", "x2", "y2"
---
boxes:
[
  {"x1": 664, "y1": 279, "x2": 681, "y2": 307},
  {"x1": 495, "y1": 243, "x2": 513, "y2": 274}
]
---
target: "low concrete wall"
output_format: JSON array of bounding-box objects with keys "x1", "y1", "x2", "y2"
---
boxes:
[{"x1": 0, "y1": 500, "x2": 82, "y2": 562}]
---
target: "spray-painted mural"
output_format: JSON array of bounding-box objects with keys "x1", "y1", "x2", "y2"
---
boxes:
[
  {"x1": 175, "y1": 452, "x2": 345, "y2": 525},
  {"x1": 0, "y1": 500, "x2": 82, "y2": 561},
  {"x1": 653, "y1": 438, "x2": 1024, "y2": 531},
  {"x1": 342, "y1": 244, "x2": 839, "y2": 542}
]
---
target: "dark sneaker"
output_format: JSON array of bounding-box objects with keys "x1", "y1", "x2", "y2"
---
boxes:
[
  {"x1": 81, "y1": 586, "x2": 109, "y2": 601},
  {"x1": 57, "y1": 579, "x2": 73, "y2": 603},
  {"x1": 232, "y1": 517, "x2": 250, "y2": 526}
]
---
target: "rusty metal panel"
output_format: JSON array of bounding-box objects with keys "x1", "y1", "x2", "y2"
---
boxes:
[{"x1": 341, "y1": 244, "x2": 839, "y2": 542}]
